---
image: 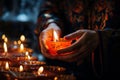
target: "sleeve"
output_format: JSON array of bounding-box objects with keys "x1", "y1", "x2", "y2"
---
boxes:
[
  {"x1": 34, "y1": 0, "x2": 63, "y2": 36},
  {"x1": 95, "y1": 29, "x2": 120, "y2": 77}
]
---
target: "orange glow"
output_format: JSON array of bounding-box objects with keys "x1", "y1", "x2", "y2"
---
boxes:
[
  {"x1": 5, "y1": 62, "x2": 9, "y2": 70},
  {"x1": 38, "y1": 66, "x2": 44, "y2": 75},
  {"x1": 19, "y1": 65, "x2": 23, "y2": 72},
  {"x1": 3, "y1": 42, "x2": 8, "y2": 53},
  {"x1": 46, "y1": 30, "x2": 71, "y2": 55},
  {"x1": 20, "y1": 35, "x2": 25, "y2": 42}
]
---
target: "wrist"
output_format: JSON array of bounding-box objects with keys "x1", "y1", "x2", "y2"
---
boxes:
[{"x1": 47, "y1": 23, "x2": 61, "y2": 30}]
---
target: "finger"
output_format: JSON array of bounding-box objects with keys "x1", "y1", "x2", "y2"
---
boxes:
[
  {"x1": 57, "y1": 32, "x2": 87, "y2": 53},
  {"x1": 57, "y1": 44, "x2": 90, "y2": 62},
  {"x1": 64, "y1": 30, "x2": 84, "y2": 40},
  {"x1": 40, "y1": 39, "x2": 56, "y2": 59}
]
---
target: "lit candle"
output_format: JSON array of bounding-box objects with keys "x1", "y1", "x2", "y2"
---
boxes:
[
  {"x1": 25, "y1": 51, "x2": 29, "y2": 56},
  {"x1": 19, "y1": 65, "x2": 24, "y2": 72},
  {"x1": 2, "y1": 34, "x2": 8, "y2": 43},
  {"x1": 3, "y1": 42, "x2": 8, "y2": 56},
  {"x1": 18, "y1": 40, "x2": 21, "y2": 45},
  {"x1": 38, "y1": 66, "x2": 44, "y2": 75},
  {"x1": 20, "y1": 35, "x2": 25, "y2": 42},
  {"x1": 20, "y1": 43, "x2": 24, "y2": 52},
  {"x1": 5, "y1": 62, "x2": 9, "y2": 70},
  {"x1": 46, "y1": 30, "x2": 71, "y2": 55},
  {"x1": 4, "y1": 37, "x2": 8, "y2": 43},
  {"x1": 2, "y1": 34, "x2": 6, "y2": 40},
  {"x1": 27, "y1": 55, "x2": 31, "y2": 60},
  {"x1": 25, "y1": 52, "x2": 31, "y2": 60},
  {"x1": 13, "y1": 41, "x2": 17, "y2": 45},
  {"x1": 53, "y1": 30, "x2": 59, "y2": 42},
  {"x1": 3, "y1": 42, "x2": 8, "y2": 53}
]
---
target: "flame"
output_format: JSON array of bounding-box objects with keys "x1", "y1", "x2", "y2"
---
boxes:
[
  {"x1": 19, "y1": 65, "x2": 24, "y2": 72},
  {"x1": 5, "y1": 62, "x2": 9, "y2": 70},
  {"x1": 18, "y1": 40, "x2": 21, "y2": 45},
  {"x1": 38, "y1": 66, "x2": 44, "y2": 75},
  {"x1": 13, "y1": 41, "x2": 17, "y2": 45},
  {"x1": 25, "y1": 52, "x2": 31, "y2": 60},
  {"x1": 25, "y1": 51, "x2": 29, "y2": 56},
  {"x1": 2, "y1": 34, "x2": 8, "y2": 42},
  {"x1": 2, "y1": 34, "x2": 6, "y2": 40},
  {"x1": 53, "y1": 30, "x2": 59, "y2": 42},
  {"x1": 20, "y1": 43, "x2": 24, "y2": 52},
  {"x1": 3, "y1": 42, "x2": 8, "y2": 53},
  {"x1": 20, "y1": 35, "x2": 25, "y2": 42},
  {"x1": 27, "y1": 55, "x2": 31, "y2": 60},
  {"x1": 4, "y1": 37, "x2": 8, "y2": 43}
]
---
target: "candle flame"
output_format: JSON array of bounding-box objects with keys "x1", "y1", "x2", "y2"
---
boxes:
[
  {"x1": 38, "y1": 66, "x2": 44, "y2": 75},
  {"x1": 18, "y1": 40, "x2": 21, "y2": 44},
  {"x1": 3, "y1": 42, "x2": 8, "y2": 53},
  {"x1": 25, "y1": 51, "x2": 29, "y2": 56},
  {"x1": 4, "y1": 37, "x2": 8, "y2": 43},
  {"x1": 20, "y1": 35, "x2": 25, "y2": 42},
  {"x1": 53, "y1": 30, "x2": 59, "y2": 42},
  {"x1": 5, "y1": 62, "x2": 9, "y2": 70},
  {"x1": 13, "y1": 41, "x2": 17, "y2": 45},
  {"x1": 20, "y1": 43, "x2": 24, "y2": 52},
  {"x1": 27, "y1": 55, "x2": 31, "y2": 60},
  {"x1": 2, "y1": 34, "x2": 6, "y2": 40},
  {"x1": 19, "y1": 65, "x2": 24, "y2": 72}
]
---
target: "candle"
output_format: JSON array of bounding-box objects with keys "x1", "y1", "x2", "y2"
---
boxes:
[
  {"x1": 25, "y1": 52, "x2": 31, "y2": 60},
  {"x1": 2, "y1": 34, "x2": 6, "y2": 40},
  {"x1": 38, "y1": 66, "x2": 44, "y2": 75},
  {"x1": 25, "y1": 51, "x2": 29, "y2": 56},
  {"x1": 3, "y1": 42, "x2": 8, "y2": 56},
  {"x1": 33, "y1": 66, "x2": 56, "y2": 80},
  {"x1": 19, "y1": 65, "x2": 23, "y2": 72},
  {"x1": 20, "y1": 35, "x2": 25, "y2": 42},
  {"x1": 46, "y1": 30, "x2": 71, "y2": 55},
  {"x1": 5, "y1": 62, "x2": 9, "y2": 70},
  {"x1": 20, "y1": 43, "x2": 24, "y2": 53},
  {"x1": 3, "y1": 42, "x2": 8, "y2": 53},
  {"x1": 18, "y1": 40, "x2": 21, "y2": 45}
]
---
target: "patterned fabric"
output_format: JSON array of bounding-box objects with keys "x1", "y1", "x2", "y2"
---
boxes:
[{"x1": 35, "y1": 0, "x2": 114, "y2": 35}]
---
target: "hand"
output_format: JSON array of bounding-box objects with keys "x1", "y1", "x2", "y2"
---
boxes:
[
  {"x1": 56, "y1": 29, "x2": 99, "y2": 63},
  {"x1": 39, "y1": 23, "x2": 61, "y2": 59}
]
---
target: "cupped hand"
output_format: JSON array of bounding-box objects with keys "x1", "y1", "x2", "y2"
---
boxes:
[
  {"x1": 56, "y1": 29, "x2": 99, "y2": 62},
  {"x1": 39, "y1": 23, "x2": 61, "y2": 59}
]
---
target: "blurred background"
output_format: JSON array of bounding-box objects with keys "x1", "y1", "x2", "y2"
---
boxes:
[{"x1": 0, "y1": 0, "x2": 45, "y2": 61}]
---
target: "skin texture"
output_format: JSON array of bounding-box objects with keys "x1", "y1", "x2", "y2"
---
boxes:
[{"x1": 39, "y1": 22, "x2": 99, "y2": 63}]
